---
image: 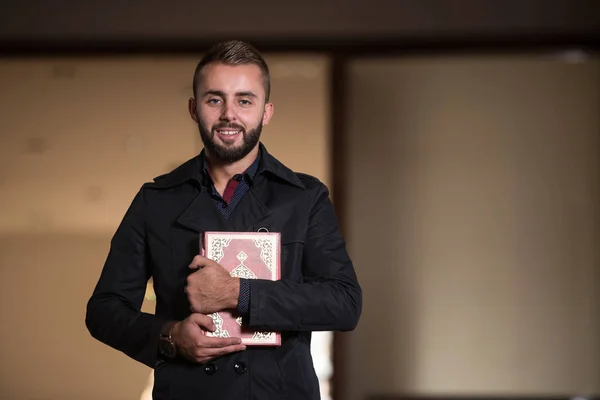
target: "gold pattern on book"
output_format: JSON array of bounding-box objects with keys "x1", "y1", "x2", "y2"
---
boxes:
[
  {"x1": 206, "y1": 234, "x2": 279, "y2": 344},
  {"x1": 207, "y1": 312, "x2": 230, "y2": 338},
  {"x1": 253, "y1": 238, "x2": 274, "y2": 272},
  {"x1": 230, "y1": 251, "x2": 258, "y2": 280},
  {"x1": 252, "y1": 331, "x2": 275, "y2": 341},
  {"x1": 210, "y1": 238, "x2": 232, "y2": 263}
]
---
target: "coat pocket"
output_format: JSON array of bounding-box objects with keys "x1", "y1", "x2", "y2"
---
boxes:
[{"x1": 280, "y1": 241, "x2": 304, "y2": 282}]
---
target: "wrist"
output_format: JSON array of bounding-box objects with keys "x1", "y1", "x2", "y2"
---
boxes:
[
  {"x1": 237, "y1": 278, "x2": 251, "y2": 315},
  {"x1": 158, "y1": 321, "x2": 178, "y2": 359},
  {"x1": 170, "y1": 321, "x2": 182, "y2": 348},
  {"x1": 229, "y1": 277, "x2": 240, "y2": 309},
  {"x1": 160, "y1": 320, "x2": 177, "y2": 338}
]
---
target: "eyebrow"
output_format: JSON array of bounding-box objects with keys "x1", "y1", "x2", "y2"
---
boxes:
[{"x1": 203, "y1": 90, "x2": 257, "y2": 98}]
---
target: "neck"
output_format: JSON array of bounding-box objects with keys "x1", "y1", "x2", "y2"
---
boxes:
[{"x1": 206, "y1": 146, "x2": 259, "y2": 185}]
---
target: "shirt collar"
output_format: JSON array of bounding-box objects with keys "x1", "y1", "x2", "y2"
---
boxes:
[
  {"x1": 200, "y1": 150, "x2": 261, "y2": 186},
  {"x1": 151, "y1": 143, "x2": 304, "y2": 190}
]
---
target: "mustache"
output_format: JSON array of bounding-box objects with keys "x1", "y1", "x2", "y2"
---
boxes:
[{"x1": 212, "y1": 122, "x2": 245, "y2": 131}]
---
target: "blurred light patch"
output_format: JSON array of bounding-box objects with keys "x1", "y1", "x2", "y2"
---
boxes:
[
  {"x1": 145, "y1": 280, "x2": 156, "y2": 301},
  {"x1": 557, "y1": 49, "x2": 590, "y2": 64}
]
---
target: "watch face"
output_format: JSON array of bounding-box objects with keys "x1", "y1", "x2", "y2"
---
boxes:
[{"x1": 159, "y1": 338, "x2": 176, "y2": 358}]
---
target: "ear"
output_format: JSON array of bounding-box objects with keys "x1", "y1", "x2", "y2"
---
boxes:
[
  {"x1": 262, "y1": 102, "x2": 274, "y2": 126},
  {"x1": 188, "y1": 97, "x2": 199, "y2": 122}
]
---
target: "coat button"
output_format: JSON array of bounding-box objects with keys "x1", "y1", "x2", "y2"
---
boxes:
[
  {"x1": 204, "y1": 362, "x2": 217, "y2": 375},
  {"x1": 233, "y1": 362, "x2": 247, "y2": 374}
]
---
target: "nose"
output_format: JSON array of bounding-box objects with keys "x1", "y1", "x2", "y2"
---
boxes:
[{"x1": 220, "y1": 102, "x2": 236, "y2": 122}]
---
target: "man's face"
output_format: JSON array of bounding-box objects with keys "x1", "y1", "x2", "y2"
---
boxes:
[{"x1": 189, "y1": 62, "x2": 273, "y2": 163}]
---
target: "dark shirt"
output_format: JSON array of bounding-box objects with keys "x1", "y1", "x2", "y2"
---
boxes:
[{"x1": 200, "y1": 152, "x2": 260, "y2": 315}]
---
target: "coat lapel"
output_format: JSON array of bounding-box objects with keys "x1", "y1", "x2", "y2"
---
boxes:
[
  {"x1": 228, "y1": 186, "x2": 270, "y2": 232},
  {"x1": 158, "y1": 142, "x2": 304, "y2": 235},
  {"x1": 174, "y1": 187, "x2": 270, "y2": 234},
  {"x1": 175, "y1": 190, "x2": 227, "y2": 233}
]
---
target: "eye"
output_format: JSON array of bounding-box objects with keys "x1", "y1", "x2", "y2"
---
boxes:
[
  {"x1": 207, "y1": 98, "x2": 221, "y2": 105},
  {"x1": 239, "y1": 99, "x2": 252, "y2": 106}
]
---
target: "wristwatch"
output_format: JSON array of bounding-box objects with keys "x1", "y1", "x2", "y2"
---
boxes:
[{"x1": 158, "y1": 321, "x2": 178, "y2": 359}]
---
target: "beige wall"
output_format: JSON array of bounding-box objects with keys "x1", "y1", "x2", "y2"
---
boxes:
[
  {"x1": 0, "y1": 55, "x2": 331, "y2": 235},
  {"x1": 0, "y1": 55, "x2": 331, "y2": 399},
  {"x1": 345, "y1": 55, "x2": 600, "y2": 398}
]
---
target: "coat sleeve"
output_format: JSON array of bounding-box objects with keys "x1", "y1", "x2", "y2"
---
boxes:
[
  {"x1": 246, "y1": 183, "x2": 362, "y2": 332},
  {"x1": 85, "y1": 187, "x2": 167, "y2": 368}
]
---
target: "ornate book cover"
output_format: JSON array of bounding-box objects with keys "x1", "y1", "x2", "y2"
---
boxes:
[{"x1": 202, "y1": 231, "x2": 281, "y2": 346}]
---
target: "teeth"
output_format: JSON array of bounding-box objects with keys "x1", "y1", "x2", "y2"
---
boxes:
[{"x1": 219, "y1": 130, "x2": 240, "y2": 136}]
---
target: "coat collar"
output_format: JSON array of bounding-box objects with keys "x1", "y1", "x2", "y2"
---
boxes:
[{"x1": 150, "y1": 143, "x2": 305, "y2": 190}]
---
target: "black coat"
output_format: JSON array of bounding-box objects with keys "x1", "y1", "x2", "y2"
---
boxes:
[{"x1": 85, "y1": 143, "x2": 362, "y2": 400}]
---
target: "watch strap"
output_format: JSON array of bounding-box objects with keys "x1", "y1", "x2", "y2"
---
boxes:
[{"x1": 160, "y1": 321, "x2": 177, "y2": 339}]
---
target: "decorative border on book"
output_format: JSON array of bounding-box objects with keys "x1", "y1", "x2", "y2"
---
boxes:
[
  {"x1": 205, "y1": 232, "x2": 280, "y2": 281},
  {"x1": 203, "y1": 232, "x2": 281, "y2": 345}
]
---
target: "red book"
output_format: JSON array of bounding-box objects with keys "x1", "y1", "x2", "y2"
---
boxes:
[{"x1": 202, "y1": 231, "x2": 282, "y2": 346}]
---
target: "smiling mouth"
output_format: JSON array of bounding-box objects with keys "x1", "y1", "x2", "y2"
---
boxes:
[{"x1": 216, "y1": 130, "x2": 242, "y2": 136}]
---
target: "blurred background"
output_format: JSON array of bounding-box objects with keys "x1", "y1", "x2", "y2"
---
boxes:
[{"x1": 0, "y1": 1, "x2": 599, "y2": 400}]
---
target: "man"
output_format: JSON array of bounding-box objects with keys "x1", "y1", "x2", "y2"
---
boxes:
[{"x1": 86, "y1": 39, "x2": 362, "y2": 400}]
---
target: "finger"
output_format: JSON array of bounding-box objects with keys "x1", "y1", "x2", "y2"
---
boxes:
[
  {"x1": 187, "y1": 297, "x2": 200, "y2": 314},
  {"x1": 202, "y1": 337, "x2": 243, "y2": 348},
  {"x1": 185, "y1": 274, "x2": 204, "y2": 294},
  {"x1": 217, "y1": 344, "x2": 246, "y2": 355},
  {"x1": 188, "y1": 254, "x2": 211, "y2": 269},
  {"x1": 197, "y1": 344, "x2": 247, "y2": 362},
  {"x1": 189, "y1": 313, "x2": 216, "y2": 331},
  {"x1": 185, "y1": 274, "x2": 197, "y2": 289}
]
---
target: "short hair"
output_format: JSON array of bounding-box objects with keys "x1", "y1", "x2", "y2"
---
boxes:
[{"x1": 193, "y1": 40, "x2": 271, "y2": 101}]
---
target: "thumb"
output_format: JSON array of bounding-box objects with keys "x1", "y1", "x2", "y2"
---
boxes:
[
  {"x1": 188, "y1": 254, "x2": 211, "y2": 270},
  {"x1": 190, "y1": 313, "x2": 216, "y2": 332}
]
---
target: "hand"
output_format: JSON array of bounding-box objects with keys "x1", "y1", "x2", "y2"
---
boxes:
[
  {"x1": 185, "y1": 255, "x2": 240, "y2": 314},
  {"x1": 171, "y1": 313, "x2": 246, "y2": 363}
]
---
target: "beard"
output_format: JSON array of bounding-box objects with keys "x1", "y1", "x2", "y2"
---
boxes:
[{"x1": 197, "y1": 118, "x2": 262, "y2": 163}]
